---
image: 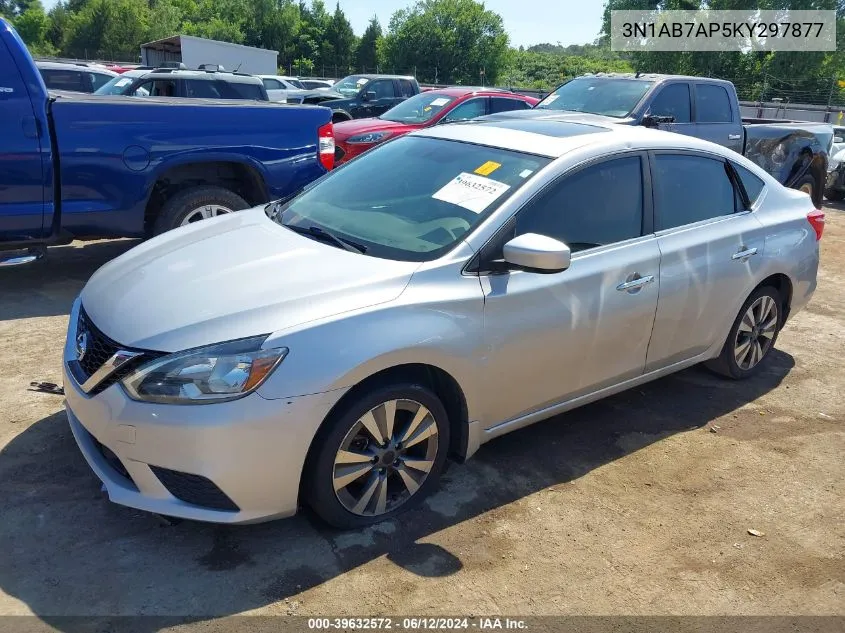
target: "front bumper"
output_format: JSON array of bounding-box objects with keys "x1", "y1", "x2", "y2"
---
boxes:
[{"x1": 62, "y1": 302, "x2": 347, "y2": 524}]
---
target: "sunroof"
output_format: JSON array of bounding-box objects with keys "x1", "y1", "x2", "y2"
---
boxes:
[{"x1": 484, "y1": 119, "x2": 610, "y2": 138}]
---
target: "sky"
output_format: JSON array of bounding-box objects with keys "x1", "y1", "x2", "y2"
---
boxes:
[{"x1": 41, "y1": 0, "x2": 604, "y2": 48}]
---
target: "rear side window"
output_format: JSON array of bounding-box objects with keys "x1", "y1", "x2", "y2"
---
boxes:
[
  {"x1": 398, "y1": 79, "x2": 415, "y2": 97},
  {"x1": 649, "y1": 83, "x2": 691, "y2": 123},
  {"x1": 41, "y1": 69, "x2": 86, "y2": 92},
  {"x1": 652, "y1": 154, "x2": 738, "y2": 230},
  {"x1": 222, "y1": 81, "x2": 265, "y2": 100},
  {"x1": 262, "y1": 78, "x2": 282, "y2": 90},
  {"x1": 696, "y1": 84, "x2": 733, "y2": 123},
  {"x1": 185, "y1": 80, "x2": 222, "y2": 98},
  {"x1": 490, "y1": 97, "x2": 531, "y2": 113},
  {"x1": 515, "y1": 156, "x2": 644, "y2": 252},
  {"x1": 733, "y1": 162, "x2": 765, "y2": 205}
]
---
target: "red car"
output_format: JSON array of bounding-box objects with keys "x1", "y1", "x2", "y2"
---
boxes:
[{"x1": 333, "y1": 87, "x2": 539, "y2": 163}]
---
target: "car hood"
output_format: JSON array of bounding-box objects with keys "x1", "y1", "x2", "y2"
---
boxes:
[
  {"x1": 80, "y1": 207, "x2": 420, "y2": 352},
  {"x1": 334, "y1": 118, "x2": 418, "y2": 140}
]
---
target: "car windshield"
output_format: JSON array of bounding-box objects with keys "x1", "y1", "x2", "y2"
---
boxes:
[
  {"x1": 380, "y1": 92, "x2": 458, "y2": 124},
  {"x1": 94, "y1": 75, "x2": 136, "y2": 95},
  {"x1": 535, "y1": 77, "x2": 654, "y2": 118},
  {"x1": 333, "y1": 75, "x2": 370, "y2": 96},
  {"x1": 267, "y1": 136, "x2": 550, "y2": 262}
]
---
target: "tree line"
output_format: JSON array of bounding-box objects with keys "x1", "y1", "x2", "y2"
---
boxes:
[{"x1": 4, "y1": 0, "x2": 845, "y2": 103}]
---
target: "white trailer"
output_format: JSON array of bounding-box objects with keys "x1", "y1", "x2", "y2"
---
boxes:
[{"x1": 140, "y1": 35, "x2": 278, "y2": 75}]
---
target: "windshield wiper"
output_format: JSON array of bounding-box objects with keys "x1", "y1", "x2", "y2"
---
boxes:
[{"x1": 284, "y1": 224, "x2": 366, "y2": 254}]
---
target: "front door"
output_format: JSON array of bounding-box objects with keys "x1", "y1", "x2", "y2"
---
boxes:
[
  {"x1": 0, "y1": 37, "x2": 46, "y2": 240},
  {"x1": 645, "y1": 151, "x2": 768, "y2": 370},
  {"x1": 480, "y1": 154, "x2": 660, "y2": 426},
  {"x1": 360, "y1": 80, "x2": 397, "y2": 117},
  {"x1": 648, "y1": 81, "x2": 695, "y2": 137}
]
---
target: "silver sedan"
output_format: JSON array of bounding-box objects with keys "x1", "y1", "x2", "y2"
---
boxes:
[{"x1": 63, "y1": 118, "x2": 822, "y2": 528}]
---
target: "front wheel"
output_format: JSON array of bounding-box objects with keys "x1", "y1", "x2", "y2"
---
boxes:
[
  {"x1": 305, "y1": 382, "x2": 450, "y2": 529},
  {"x1": 825, "y1": 187, "x2": 845, "y2": 202},
  {"x1": 706, "y1": 286, "x2": 782, "y2": 379},
  {"x1": 794, "y1": 174, "x2": 816, "y2": 202}
]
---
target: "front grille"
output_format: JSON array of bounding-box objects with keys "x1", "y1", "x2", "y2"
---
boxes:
[
  {"x1": 150, "y1": 466, "x2": 240, "y2": 512},
  {"x1": 70, "y1": 308, "x2": 161, "y2": 395},
  {"x1": 334, "y1": 145, "x2": 346, "y2": 162}
]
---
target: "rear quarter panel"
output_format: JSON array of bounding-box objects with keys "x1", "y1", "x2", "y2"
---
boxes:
[{"x1": 49, "y1": 96, "x2": 331, "y2": 237}]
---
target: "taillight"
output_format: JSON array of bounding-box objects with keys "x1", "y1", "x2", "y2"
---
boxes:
[
  {"x1": 807, "y1": 208, "x2": 825, "y2": 241},
  {"x1": 318, "y1": 122, "x2": 334, "y2": 171}
]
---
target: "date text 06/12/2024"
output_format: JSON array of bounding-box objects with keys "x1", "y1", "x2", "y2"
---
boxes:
[{"x1": 307, "y1": 618, "x2": 528, "y2": 630}]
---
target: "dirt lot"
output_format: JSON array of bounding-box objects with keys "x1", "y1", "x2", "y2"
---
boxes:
[{"x1": 0, "y1": 207, "x2": 842, "y2": 623}]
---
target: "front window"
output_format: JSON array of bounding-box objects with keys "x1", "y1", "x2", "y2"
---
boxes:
[
  {"x1": 268, "y1": 136, "x2": 550, "y2": 262},
  {"x1": 380, "y1": 92, "x2": 458, "y2": 124},
  {"x1": 95, "y1": 75, "x2": 136, "y2": 95},
  {"x1": 334, "y1": 74, "x2": 370, "y2": 96},
  {"x1": 536, "y1": 77, "x2": 654, "y2": 118},
  {"x1": 89, "y1": 72, "x2": 115, "y2": 92}
]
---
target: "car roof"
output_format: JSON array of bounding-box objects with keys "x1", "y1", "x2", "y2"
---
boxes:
[
  {"x1": 36, "y1": 61, "x2": 117, "y2": 75},
  {"x1": 135, "y1": 70, "x2": 263, "y2": 84},
  {"x1": 423, "y1": 87, "x2": 533, "y2": 98},
  {"x1": 345, "y1": 74, "x2": 416, "y2": 81},
  {"x1": 567, "y1": 72, "x2": 735, "y2": 88},
  {"x1": 413, "y1": 115, "x2": 742, "y2": 159}
]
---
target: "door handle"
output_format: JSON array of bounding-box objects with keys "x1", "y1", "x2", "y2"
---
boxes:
[
  {"x1": 617, "y1": 275, "x2": 655, "y2": 291},
  {"x1": 728, "y1": 134, "x2": 741, "y2": 140},
  {"x1": 732, "y1": 247, "x2": 758, "y2": 260}
]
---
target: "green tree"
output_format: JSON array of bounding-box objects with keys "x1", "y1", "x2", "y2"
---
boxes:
[
  {"x1": 13, "y1": 0, "x2": 53, "y2": 54},
  {"x1": 382, "y1": 0, "x2": 509, "y2": 84},
  {"x1": 354, "y1": 16, "x2": 382, "y2": 72},
  {"x1": 323, "y1": 1, "x2": 355, "y2": 73}
]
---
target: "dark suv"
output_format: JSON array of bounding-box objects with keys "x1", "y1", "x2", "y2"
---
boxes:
[
  {"x1": 291, "y1": 74, "x2": 421, "y2": 122},
  {"x1": 95, "y1": 67, "x2": 269, "y2": 101}
]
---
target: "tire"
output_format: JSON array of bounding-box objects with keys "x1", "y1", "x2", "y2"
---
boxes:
[
  {"x1": 153, "y1": 185, "x2": 249, "y2": 235},
  {"x1": 332, "y1": 111, "x2": 351, "y2": 123},
  {"x1": 304, "y1": 382, "x2": 450, "y2": 529},
  {"x1": 825, "y1": 187, "x2": 845, "y2": 201},
  {"x1": 794, "y1": 174, "x2": 815, "y2": 201},
  {"x1": 705, "y1": 286, "x2": 782, "y2": 380}
]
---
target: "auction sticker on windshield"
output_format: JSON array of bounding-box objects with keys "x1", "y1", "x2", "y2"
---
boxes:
[
  {"x1": 429, "y1": 97, "x2": 450, "y2": 106},
  {"x1": 432, "y1": 172, "x2": 511, "y2": 213}
]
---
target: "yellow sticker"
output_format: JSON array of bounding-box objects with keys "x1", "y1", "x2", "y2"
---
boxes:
[
  {"x1": 474, "y1": 161, "x2": 501, "y2": 176},
  {"x1": 423, "y1": 106, "x2": 432, "y2": 112}
]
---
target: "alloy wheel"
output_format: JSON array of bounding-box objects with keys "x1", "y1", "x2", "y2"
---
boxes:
[
  {"x1": 180, "y1": 204, "x2": 232, "y2": 225},
  {"x1": 332, "y1": 399, "x2": 439, "y2": 517},
  {"x1": 734, "y1": 295, "x2": 778, "y2": 370}
]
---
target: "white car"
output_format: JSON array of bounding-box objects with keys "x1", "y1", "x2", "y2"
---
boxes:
[{"x1": 258, "y1": 75, "x2": 308, "y2": 102}]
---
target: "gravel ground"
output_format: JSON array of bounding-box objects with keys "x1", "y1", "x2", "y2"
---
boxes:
[{"x1": 0, "y1": 206, "x2": 842, "y2": 622}]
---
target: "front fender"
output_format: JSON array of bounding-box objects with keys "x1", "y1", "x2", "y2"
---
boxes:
[{"x1": 257, "y1": 289, "x2": 485, "y2": 424}]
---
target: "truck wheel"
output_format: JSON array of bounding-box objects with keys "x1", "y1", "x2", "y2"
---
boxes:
[
  {"x1": 825, "y1": 187, "x2": 845, "y2": 201},
  {"x1": 153, "y1": 186, "x2": 249, "y2": 235},
  {"x1": 794, "y1": 174, "x2": 815, "y2": 200}
]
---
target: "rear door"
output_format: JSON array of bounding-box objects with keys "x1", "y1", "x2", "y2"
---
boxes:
[
  {"x1": 645, "y1": 151, "x2": 767, "y2": 370},
  {"x1": 0, "y1": 39, "x2": 46, "y2": 240},
  {"x1": 694, "y1": 83, "x2": 743, "y2": 153}
]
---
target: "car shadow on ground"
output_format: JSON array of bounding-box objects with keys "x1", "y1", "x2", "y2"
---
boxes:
[
  {"x1": 0, "y1": 240, "x2": 137, "y2": 321},
  {"x1": 0, "y1": 349, "x2": 794, "y2": 630}
]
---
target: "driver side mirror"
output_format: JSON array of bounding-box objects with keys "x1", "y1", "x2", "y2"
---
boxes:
[
  {"x1": 642, "y1": 113, "x2": 676, "y2": 128},
  {"x1": 502, "y1": 233, "x2": 571, "y2": 273},
  {"x1": 362, "y1": 91, "x2": 376, "y2": 102}
]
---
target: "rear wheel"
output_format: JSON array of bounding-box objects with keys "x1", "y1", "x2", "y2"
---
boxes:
[
  {"x1": 153, "y1": 185, "x2": 249, "y2": 235},
  {"x1": 706, "y1": 286, "x2": 782, "y2": 379},
  {"x1": 825, "y1": 187, "x2": 845, "y2": 201},
  {"x1": 795, "y1": 174, "x2": 815, "y2": 200},
  {"x1": 305, "y1": 382, "x2": 450, "y2": 529}
]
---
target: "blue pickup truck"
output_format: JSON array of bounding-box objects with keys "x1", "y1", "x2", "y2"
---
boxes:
[{"x1": 0, "y1": 18, "x2": 334, "y2": 266}]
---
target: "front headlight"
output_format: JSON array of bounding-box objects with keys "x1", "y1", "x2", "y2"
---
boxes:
[
  {"x1": 346, "y1": 131, "x2": 392, "y2": 144},
  {"x1": 121, "y1": 335, "x2": 287, "y2": 405}
]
